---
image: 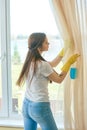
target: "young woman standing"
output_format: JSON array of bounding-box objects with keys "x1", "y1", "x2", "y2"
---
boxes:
[{"x1": 16, "y1": 32, "x2": 79, "y2": 130}]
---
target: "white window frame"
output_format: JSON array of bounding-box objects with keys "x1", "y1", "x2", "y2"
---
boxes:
[
  {"x1": 0, "y1": 0, "x2": 25, "y2": 119},
  {"x1": 0, "y1": 0, "x2": 16, "y2": 118},
  {"x1": 0, "y1": 0, "x2": 9, "y2": 117},
  {"x1": 0, "y1": 0, "x2": 8, "y2": 117}
]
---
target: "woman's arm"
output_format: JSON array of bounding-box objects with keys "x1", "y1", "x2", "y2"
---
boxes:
[
  {"x1": 48, "y1": 54, "x2": 80, "y2": 83},
  {"x1": 48, "y1": 48, "x2": 64, "y2": 67},
  {"x1": 48, "y1": 71, "x2": 67, "y2": 84}
]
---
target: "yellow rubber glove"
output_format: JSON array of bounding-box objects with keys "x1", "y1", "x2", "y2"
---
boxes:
[
  {"x1": 58, "y1": 48, "x2": 64, "y2": 57},
  {"x1": 61, "y1": 54, "x2": 80, "y2": 72}
]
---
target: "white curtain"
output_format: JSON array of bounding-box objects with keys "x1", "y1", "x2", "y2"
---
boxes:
[{"x1": 49, "y1": 0, "x2": 87, "y2": 130}]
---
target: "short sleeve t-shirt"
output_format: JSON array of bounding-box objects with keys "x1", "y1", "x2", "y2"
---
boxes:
[{"x1": 25, "y1": 60, "x2": 54, "y2": 102}]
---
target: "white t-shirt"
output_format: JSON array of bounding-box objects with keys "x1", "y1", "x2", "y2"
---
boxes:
[{"x1": 25, "y1": 60, "x2": 54, "y2": 102}]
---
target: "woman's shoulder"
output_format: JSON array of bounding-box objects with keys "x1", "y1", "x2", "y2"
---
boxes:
[{"x1": 38, "y1": 60, "x2": 53, "y2": 76}]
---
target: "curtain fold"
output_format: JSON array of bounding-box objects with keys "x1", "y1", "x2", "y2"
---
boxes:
[{"x1": 49, "y1": 0, "x2": 87, "y2": 130}]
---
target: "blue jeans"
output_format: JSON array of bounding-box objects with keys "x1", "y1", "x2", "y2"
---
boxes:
[{"x1": 22, "y1": 98, "x2": 58, "y2": 130}]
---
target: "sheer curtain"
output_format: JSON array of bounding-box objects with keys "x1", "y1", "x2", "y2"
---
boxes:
[{"x1": 49, "y1": 0, "x2": 87, "y2": 130}]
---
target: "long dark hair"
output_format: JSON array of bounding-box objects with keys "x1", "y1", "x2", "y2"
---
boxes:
[{"x1": 16, "y1": 32, "x2": 46, "y2": 86}]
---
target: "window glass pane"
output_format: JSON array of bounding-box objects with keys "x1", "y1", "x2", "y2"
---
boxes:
[
  {"x1": 11, "y1": 38, "x2": 27, "y2": 114},
  {"x1": 10, "y1": 0, "x2": 64, "y2": 127}
]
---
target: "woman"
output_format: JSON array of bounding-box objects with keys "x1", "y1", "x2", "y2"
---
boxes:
[{"x1": 16, "y1": 32, "x2": 79, "y2": 130}]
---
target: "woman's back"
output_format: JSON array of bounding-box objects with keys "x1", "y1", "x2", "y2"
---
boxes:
[{"x1": 25, "y1": 60, "x2": 53, "y2": 102}]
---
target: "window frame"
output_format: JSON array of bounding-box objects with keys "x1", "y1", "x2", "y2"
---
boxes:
[
  {"x1": 0, "y1": 0, "x2": 19, "y2": 118},
  {"x1": 0, "y1": 0, "x2": 9, "y2": 117}
]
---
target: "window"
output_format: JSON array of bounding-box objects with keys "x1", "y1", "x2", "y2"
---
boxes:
[{"x1": 0, "y1": 0, "x2": 64, "y2": 128}]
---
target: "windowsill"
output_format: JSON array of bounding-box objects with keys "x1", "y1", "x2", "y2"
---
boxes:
[
  {"x1": 0, "y1": 119, "x2": 23, "y2": 128},
  {"x1": 0, "y1": 119, "x2": 40, "y2": 129},
  {"x1": 0, "y1": 119, "x2": 63, "y2": 130}
]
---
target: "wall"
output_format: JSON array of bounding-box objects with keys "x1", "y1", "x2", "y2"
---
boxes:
[{"x1": 0, "y1": 127, "x2": 23, "y2": 130}]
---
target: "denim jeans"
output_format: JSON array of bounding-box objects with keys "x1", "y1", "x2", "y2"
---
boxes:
[{"x1": 22, "y1": 98, "x2": 58, "y2": 130}]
